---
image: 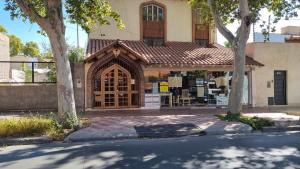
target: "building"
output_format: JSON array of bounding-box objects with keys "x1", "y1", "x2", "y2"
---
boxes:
[
  {"x1": 0, "y1": 33, "x2": 10, "y2": 82},
  {"x1": 84, "y1": 0, "x2": 263, "y2": 109},
  {"x1": 247, "y1": 26, "x2": 300, "y2": 107},
  {"x1": 254, "y1": 32, "x2": 289, "y2": 43},
  {"x1": 254, "y1": 26, "x2": 300, "y2": 43}
]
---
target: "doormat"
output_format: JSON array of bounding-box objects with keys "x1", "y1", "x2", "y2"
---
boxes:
[{"x1": 134, "y1": 123, "x2": 205, "y2": 138}]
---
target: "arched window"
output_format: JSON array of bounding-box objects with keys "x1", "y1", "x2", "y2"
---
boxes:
[
  {"x1": 143, "y1": 4, "x2": 164, "y2": 21},
  {"x1": 141, "y1": 3, "x2": 165, "y2": 46}
]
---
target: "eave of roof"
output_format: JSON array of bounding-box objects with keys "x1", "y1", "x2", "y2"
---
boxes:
[
  {"x1": 85, "y1": 40, "x2": 148, "y2": 63},
  {"x1": 85, "y1": 39, "x2": 264, "y2": 67}
]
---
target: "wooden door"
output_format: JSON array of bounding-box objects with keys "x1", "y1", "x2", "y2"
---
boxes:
[{"x1": 101, "y1": 64, "x2": 131, "y2": 108}]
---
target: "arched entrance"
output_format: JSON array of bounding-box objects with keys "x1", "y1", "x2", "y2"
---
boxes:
[
  {"x1": 85, "y1": 40, "x2": 146, "y2": 109},
  {"x1": 100, "y1": 64, "x2": 132, "y2": 108},
  {"x1": 89, "y1": 57, "x2": 144, "y2": 109}
]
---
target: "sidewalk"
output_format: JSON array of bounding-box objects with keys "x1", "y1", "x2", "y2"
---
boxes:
[{"x1": 66, "y1": 113, "x2": 252, "y2": 142}]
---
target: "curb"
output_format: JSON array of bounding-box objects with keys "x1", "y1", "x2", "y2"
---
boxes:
[
  {"x1": 65, "y1": 135, "x2": 138, "y2": 143},
  {"x1": 0, "y1": 136, "x2": 52, "y2": 146},
  {"x1": 262, "y1": 126, "x2": 300, "y2": 132},
  {"x1": 65, "y1": 129, "x2": 254, "y2": 143},
  {"x1": 205, "y1": 130, "x2": 252, "y2": 136}
]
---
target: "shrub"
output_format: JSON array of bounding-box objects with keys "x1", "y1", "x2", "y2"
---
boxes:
[
  {"x1": 49, "y1": 112, "x2": 79, "y2": 130},
  {"x1": 0, "y1": 113, "x2": 89, "y2": 140},
  {"x1": 0, "y1": 117, "x2": 52, "y2": 138},
  {"x1": 217, "y1": 114, "x2": 275, "y2": 130},
  {"x1": 46, "y1": 119, "x2": 65, "y2": 141}
]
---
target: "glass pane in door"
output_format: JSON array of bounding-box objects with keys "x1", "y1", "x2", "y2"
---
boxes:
[
  {"x1": 104, "y1": 69, "x2": 116, "y2": 108},
  {"x1": 118, "y1": 69, "x2": 129, "y2": 107}
]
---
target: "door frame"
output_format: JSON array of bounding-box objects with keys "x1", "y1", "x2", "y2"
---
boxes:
[
  {"x1": 274, "y1": 70, "x2": 287, "y2": 105},
  {"x1": 100, "y1": 64, "x2": 132, "y2": 109}
]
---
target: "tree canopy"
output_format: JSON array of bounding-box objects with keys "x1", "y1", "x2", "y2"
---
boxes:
[
  {"x1": 68, "y1": 47, "x2": 85, "y2": 62},
  {"x1": 8, "y1": 35, "x2": 23, "y2": 57},
  {"x1": 189, "y1": 0, "x2": 300, "y2": 41},
  {"x1": 0, "y1": 25, "x2": 8, "y2": 34},
  {"x1": 23, "y1": 41, "x2": 41, "y2": 58},
  {"x1": 4, "y1": 0, "x2": 124, "y2": 33}
]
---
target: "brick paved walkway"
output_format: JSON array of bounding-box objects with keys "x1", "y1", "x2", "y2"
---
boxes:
[{"x1": 66, "y1": 109, "x2": 252, "y2": 142}]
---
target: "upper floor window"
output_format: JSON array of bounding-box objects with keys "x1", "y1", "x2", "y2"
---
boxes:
[
  {"x1": 193, "y1": 9, "x2": 209, "y2": 47},
  {"x1": 142, "y1": 3, "x2": 165, "y2": 47},
  {"x1": 143, "y1": 4, "x2": 164, "y2": 21}
]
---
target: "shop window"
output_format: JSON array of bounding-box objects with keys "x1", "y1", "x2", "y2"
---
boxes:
[
  {"x1": 142, "y1": 3, "x2": 165, "y2": 46},
  {"x1": 143, "y1": 70, "x2": 252, "y2": 108}
]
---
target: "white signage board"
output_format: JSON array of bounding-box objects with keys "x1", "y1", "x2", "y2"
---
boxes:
[
  {"x1": 216, "y1": 96, "x2": 228, "y2": 106},
  {"x1": 144, "y1": 94, "x2": 161, "y2": 108}
]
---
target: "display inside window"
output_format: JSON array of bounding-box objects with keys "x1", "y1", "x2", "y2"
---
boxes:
[{"x1": 144, "y1": 70, "x2": 249, "y2": 107}]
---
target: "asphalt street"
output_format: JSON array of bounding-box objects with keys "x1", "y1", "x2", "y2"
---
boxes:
[{"x1": 0, "y1": 132, "x2": 300, "y2": 169}]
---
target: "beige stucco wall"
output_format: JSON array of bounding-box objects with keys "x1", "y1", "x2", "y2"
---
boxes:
[
  {"x1": 89, "y1": 0, "x2": 216, "y2": 43},
  {"x1": 0, "y1": 33, "x2": 10, "y2": 81},
  {"x1": 247, "y1": 42, "x2": 300, "y2": 107},
  {"x1": 281, "y1": 26, "x2": 300, "y2": 35},
  {"x1": 84, "y1": 62, "x2": 92, "y2": 108}
]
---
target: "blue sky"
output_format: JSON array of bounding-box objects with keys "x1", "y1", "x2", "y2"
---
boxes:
[{"x1": 0, "y1": 1, "x2": 88, "y2": 51}]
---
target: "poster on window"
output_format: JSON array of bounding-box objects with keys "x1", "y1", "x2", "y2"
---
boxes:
[
  {"x1": 216, "y1": 96, "x2": 228, "y2": 106},
  {"x1": 168, "y1": 77, "x2": 182, "y2": 88},
  {"x1": 160, "y1": 82, "x2": 169, "y2": 93}
]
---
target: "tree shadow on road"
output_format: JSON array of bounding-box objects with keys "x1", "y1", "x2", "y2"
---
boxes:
[{"x1": 0, "y1": 132, "x2": 300, "y2": 169}]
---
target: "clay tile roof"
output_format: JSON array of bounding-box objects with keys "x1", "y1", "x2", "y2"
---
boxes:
[{"x1": 86, "y1": 39, "x2": 264, "y2": 67}]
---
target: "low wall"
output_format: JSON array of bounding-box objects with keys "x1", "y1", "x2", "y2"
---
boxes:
[
  {"x1": 0, "y1": 84, "x2": 58, "y2": 111},
  {"x1": 0, "y1": 63, "x2": 85, "y2": 112}
]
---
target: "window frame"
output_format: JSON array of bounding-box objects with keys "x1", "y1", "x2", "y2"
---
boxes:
[
  {"x1": 192, "y1": 9, "x2": 210, "y2": 47},
  {"x1": 140, "y1": 1, "x2": 167, "y2": 44},
  {"x1": 143, "y1": 4, "x2": 164, "y2": 21}
]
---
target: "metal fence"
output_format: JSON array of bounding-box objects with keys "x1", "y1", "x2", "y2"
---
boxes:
[{"x1": 0, "y1": 61, "x2": 56, "y2": 83}]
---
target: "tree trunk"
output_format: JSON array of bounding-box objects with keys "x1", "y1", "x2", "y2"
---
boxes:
[
  {"x1": 45, "y1": 1, "x2": 78, "y2": 126},
  {"x1": 228, "y1": 46, "x2": 246, "y2": 114},
  {"x1": 208, "y1": 0, "x2": 251, "y2": 115},
  {"x1": 15, "y1": 0, "x2": 78, "y2": 127},
  {"x1": 228, "y1": 0, "x2": 251, "y2": 114},
  {"x1": 49, "y1": 32, "x2": 78, "y2": 125}
]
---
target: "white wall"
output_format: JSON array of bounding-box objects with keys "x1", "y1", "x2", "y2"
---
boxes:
[
  {"x1": 89, "y1": 0, "x2": 216, "y2": 42},
  {"x1": 0, "y1": 33, "x2": 10, "y2": 80}
]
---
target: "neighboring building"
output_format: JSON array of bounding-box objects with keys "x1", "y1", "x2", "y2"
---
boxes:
[
  {"x1": 0, "y1": 33, "x2": 10, "y2": 81},
  {"x1": 247, "y1": 26, "x2": 300, "y2": 107},
  {"x1": 84, "y1": 0, "x2": 263, "y2": 109},
  {"x1": 254, "y1": 26, "x2": 300, "y2": 43},
  {"x1": 254, "y1": 32, "x2": 289, "y2": 43}
]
